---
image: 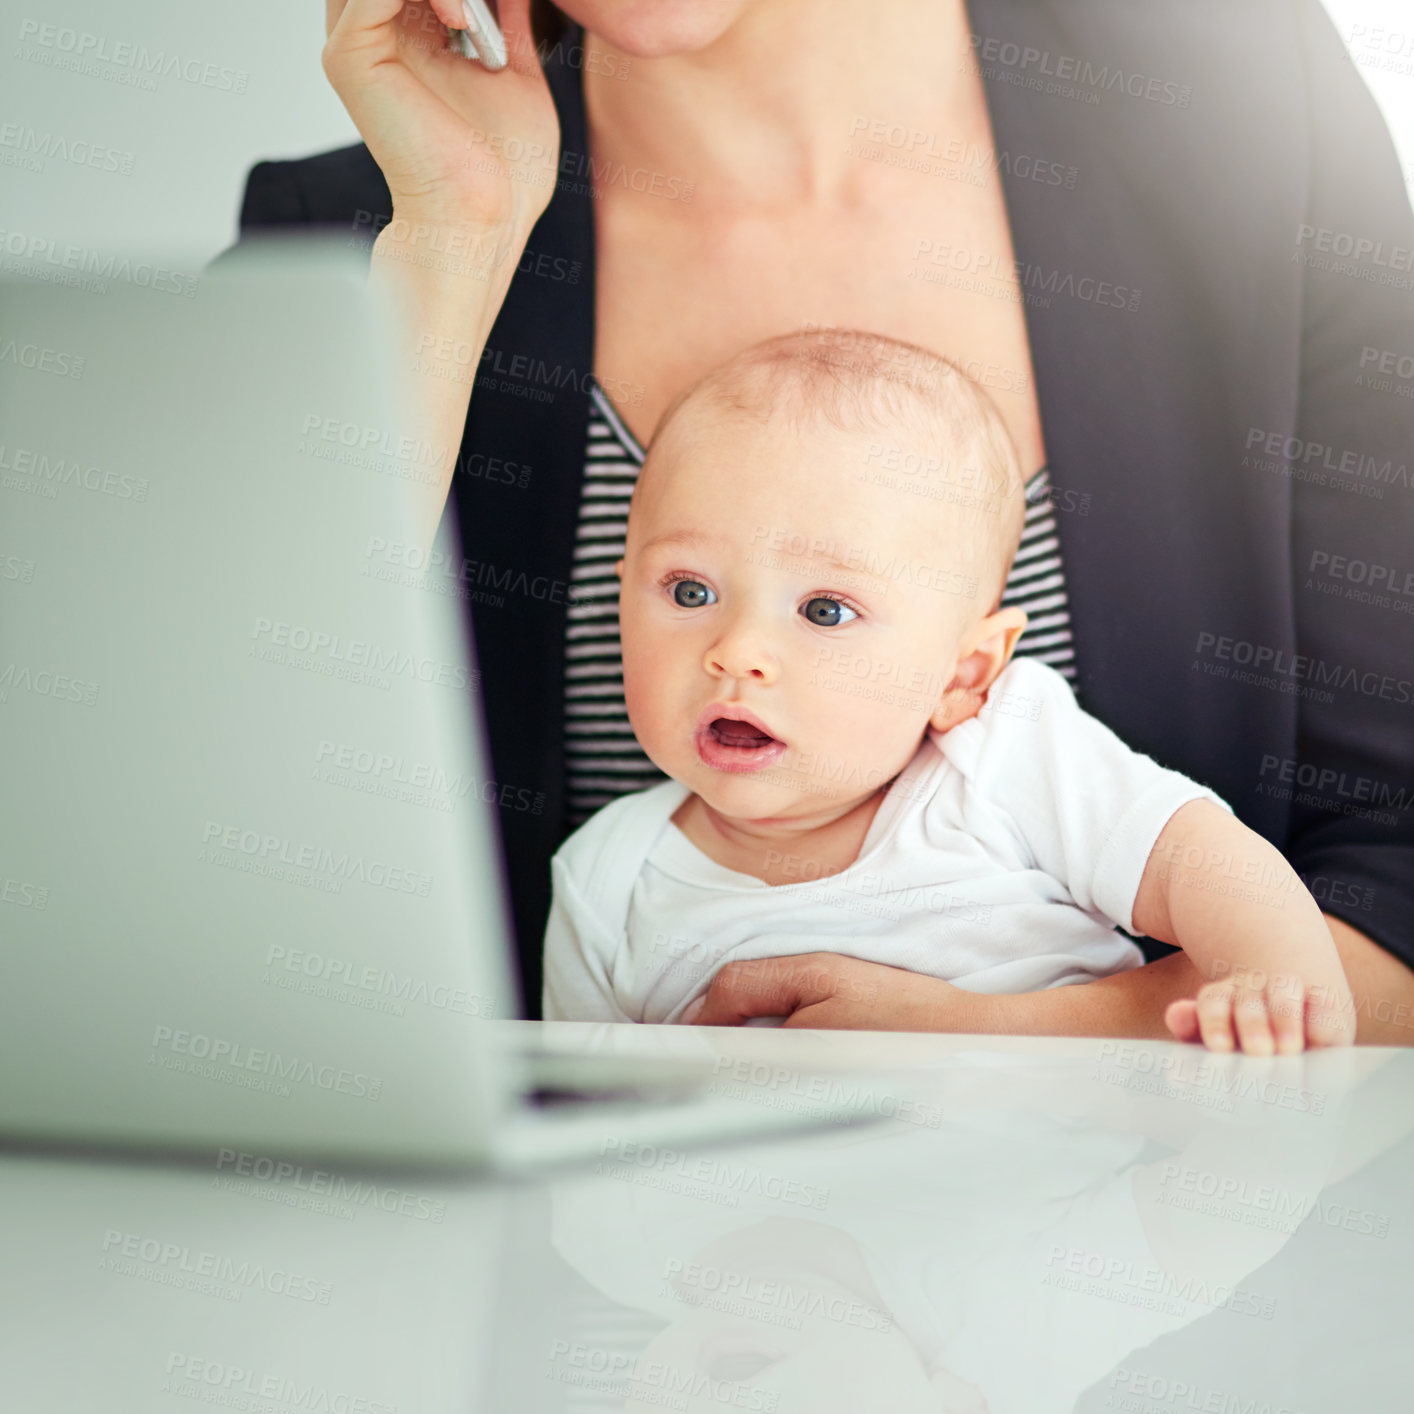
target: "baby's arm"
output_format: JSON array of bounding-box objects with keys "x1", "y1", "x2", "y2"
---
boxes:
[{"x1": 1132, "y1": 800, "x2": 1354, "y2": 1053}]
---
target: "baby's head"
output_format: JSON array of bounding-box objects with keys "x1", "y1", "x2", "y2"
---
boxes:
[{"x1": 618, "y1": 329, "x2": 1029, "y2": 826}]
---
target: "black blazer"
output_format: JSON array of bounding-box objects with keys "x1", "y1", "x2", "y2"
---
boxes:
[{"x1": 226, "y1": 0, "x2": 1414, "y2": 1012}]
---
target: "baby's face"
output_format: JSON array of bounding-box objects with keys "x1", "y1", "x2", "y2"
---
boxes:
[{"x1": 619, "y1": 411, "x2": 987, "y2": 828}]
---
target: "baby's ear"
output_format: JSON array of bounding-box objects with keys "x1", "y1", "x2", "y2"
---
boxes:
[
  {"x1": 928, "y1": 607, "x2": 1029, "y2": 734},
  {"x1": 614, "y1": 558, "x2": 625, "y2": 580},
  {"x1": 930, "y1": 681, "x2": 983, "y2": 734}
]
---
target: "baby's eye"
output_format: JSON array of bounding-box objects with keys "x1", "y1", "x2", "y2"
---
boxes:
[
  {"x1": 800, "y1": 596, "x2": 857, "y2": 627},
  {"x1": 671, "y1": 579, "x2": 717, "y2": 608}
]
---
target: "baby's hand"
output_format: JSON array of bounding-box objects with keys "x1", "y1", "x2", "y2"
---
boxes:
[{"x1": 1164, "y1": 972, "x2": 1354, "y2": 1055}]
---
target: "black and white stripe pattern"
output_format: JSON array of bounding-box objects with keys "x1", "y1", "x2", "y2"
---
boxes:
[
  {"x1": 1004, "y1": 476, "x2": 1079, "y2": 679},
  {"x1": 564, "y1": 382, "x2": 1077, "y2": 827}
]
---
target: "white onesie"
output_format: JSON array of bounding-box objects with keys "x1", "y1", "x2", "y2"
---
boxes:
[{"x1": 542, "y1": 658, "x2": 1228, "y2": 1023}]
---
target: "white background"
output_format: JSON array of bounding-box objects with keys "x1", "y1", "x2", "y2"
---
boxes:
[{"x1": 2, "y1": 2, "x2": 1414, "y2": 265}]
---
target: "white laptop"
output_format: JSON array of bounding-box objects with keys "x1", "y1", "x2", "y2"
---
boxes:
[{"x1": 0, "y1": 242, "x2": 855, "y2": 1170}]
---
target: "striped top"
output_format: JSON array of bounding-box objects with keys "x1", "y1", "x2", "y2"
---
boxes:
[{"x1": 565, "y1": 382, "x2": 1077, "y2": 828}]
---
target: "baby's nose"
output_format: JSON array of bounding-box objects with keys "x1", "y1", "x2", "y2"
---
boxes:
[{"x1": 704, "y1": 621, "x2": 778, "y2": 683}]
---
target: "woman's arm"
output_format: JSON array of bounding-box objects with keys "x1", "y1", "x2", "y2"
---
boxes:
[
  {"x1": 685, "y1": 949, "x2": 1206, "y2": 1037},
  {"x1": 1281, "y1": 0, "x2": 1414, "y2": 971},
  {"x1": 321, "y1": 0, "x2": 561, "y2": 541},
  {"x1": 366, "y1": 211, "x2": 527, "y2": 545},
  {"x1": 687, "y1": 923, "x2": 1414, "y2": 1044}
]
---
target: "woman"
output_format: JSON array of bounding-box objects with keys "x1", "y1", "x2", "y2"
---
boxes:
[{"x1": 237, "y1": 0, "x2": 1414, "y2": 1038}]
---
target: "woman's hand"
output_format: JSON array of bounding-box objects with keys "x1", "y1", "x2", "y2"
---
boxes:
[
  {"x1": 684, "y1": 950, "x2": 1216, "y2": 1040},
  {"x1": 322, "y1": 0, "x2": 559, "y2": 232},
  {"x1": 684, "y1": 954, "x2": 992, "y2": 1031}
]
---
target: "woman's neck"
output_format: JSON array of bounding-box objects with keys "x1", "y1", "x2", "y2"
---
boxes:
[{"x1": 583, "y1": 0, "x2": 979, "y2": 207}]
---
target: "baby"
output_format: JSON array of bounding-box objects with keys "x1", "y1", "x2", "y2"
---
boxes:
[{"x1": 543, "y1": 331, "x2": 1354, "y2": 1053}]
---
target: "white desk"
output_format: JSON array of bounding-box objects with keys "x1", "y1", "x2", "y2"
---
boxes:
[{"x1": 3, "y1": 1025, "x2": 1410, "y2": 1414}]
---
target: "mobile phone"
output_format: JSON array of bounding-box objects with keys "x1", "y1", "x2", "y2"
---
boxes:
[{"x1": 449, "y1": 0, "x2": 507, "y2": 70}]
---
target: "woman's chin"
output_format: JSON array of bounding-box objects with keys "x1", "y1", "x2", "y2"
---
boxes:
[{"x1": 562, "y1": 0, "x2": 748, "y2": 59}]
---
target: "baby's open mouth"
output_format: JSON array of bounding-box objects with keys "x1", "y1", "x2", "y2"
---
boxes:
[
  {"x1": 709, "y1": 718, "x2": 776, "y2": 749},
  {"x1": 695, "y1": 715, "x2": 787, "y2": 774}
]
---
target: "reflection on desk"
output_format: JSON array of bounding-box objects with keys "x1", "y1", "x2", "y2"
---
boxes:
[{"x1": 3, "y1": 1026, "x2": 1411, "y2": 1413}]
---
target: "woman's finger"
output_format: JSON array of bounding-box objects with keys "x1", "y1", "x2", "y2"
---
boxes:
[
  {"x1": 494, "y1": 0, "x2": 544, "y2": 75},
  {"x1": 323, "y1": 0, "x2": 420, "y2": 107},
  {"x1": 324, "y1": 0, "x2": 465, "y2": 83},
  {"x1": 326, "y1": 0, "x2": 345, "y2": 39},
  {"x1": 401, "y1": 0, "x2": 527, "y2": 74},
  {"x1": 686, "y1": 954, "x2": 837, "y2": 1027},
  {"x1": 325, "y1": 0, "x2": 412, "y2": 49}
]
